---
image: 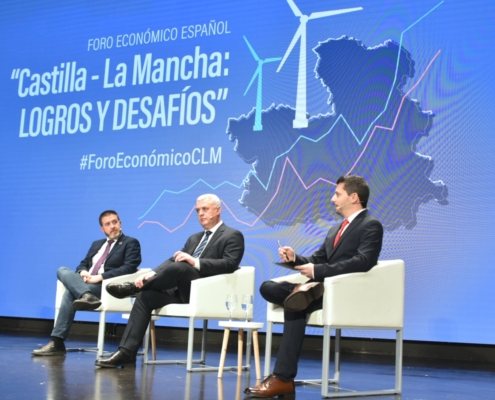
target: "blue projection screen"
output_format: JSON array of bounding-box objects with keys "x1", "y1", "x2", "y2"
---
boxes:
[{"x1": 1, "y1": 0, "x2": 494, "y2": 344}]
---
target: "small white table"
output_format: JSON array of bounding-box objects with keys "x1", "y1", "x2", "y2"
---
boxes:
[{"x1": 218, "y1": 321, "x2": 264, "y2": 379}]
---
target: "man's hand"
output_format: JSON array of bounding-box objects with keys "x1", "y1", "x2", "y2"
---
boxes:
[
  {"x1": 295, "y1": 263, "x2": 314, "y2": 279},
  {"x1": 84, "y1": 274, "x2": 103, "y2": 284},
  {"x1": 134, "y1": 271, "x2": 156, "y2": 288},
  {"x1": 173, "y1": 251, "x2": 195, "y2": 266},
  {"x1": 79, "y1": 270, "x2": 90, "y2": 280},
  {"x1": 278, "y1": 246, "x2": 295, "y2": 262}
]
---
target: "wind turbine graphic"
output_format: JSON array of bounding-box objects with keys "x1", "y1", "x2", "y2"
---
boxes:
[
  {"x1": 243, "y1": 36, "x2": 282, "y2": 131},
  {"x1": 277, "y1": 0, "x2": 363, "y2": 129}
]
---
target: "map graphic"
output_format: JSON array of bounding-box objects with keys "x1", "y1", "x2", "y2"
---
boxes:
[{"x1": 227, "y1": 37, "x2": 448, "y2": 230}]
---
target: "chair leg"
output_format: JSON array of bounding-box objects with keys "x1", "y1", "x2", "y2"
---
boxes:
[
  {"x1": 200, "y1": 320, "x2": 208, "y2": 364},
  {"x1": 395, "y1": 329, "x2": 403, "y2": 393},
  {"x1": 96, "y1": 311, "x2": 106, "y2": 359},
  {"x1": 142, "y1": 317, "x2": 250, "y2": 373},
  {"x1": 150, "y1": 320, "x2": 157, "y2": 361},
  {"x1": 264, "y1": 321, "x2": 273, "y2": 378},
  {"x1": 143, "y1": 323, "x2": 150, "y2": 364},
  {"x1": 334, "y1": 328, "x2": 341, "y2": 382},
  {"x1": 186, "y1": 317, "x2": 195, "y2": 371},
  {"x1": 321, "y1": 325, "x2": 331, "y2": 397}
]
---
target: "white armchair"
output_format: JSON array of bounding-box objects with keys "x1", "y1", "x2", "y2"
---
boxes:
[
  {"x1": 142, "y1": 266, "x2": 256, "y2": 372},
  {"x1": 54, "y1": 268, "x2": 151, "y2": 359},
  {"x1": 264, "y1": 260, "x2": 405, "y2": 398}
]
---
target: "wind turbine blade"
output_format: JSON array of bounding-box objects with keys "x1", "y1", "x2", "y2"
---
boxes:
[
  {"x1": 264, "y1": 57, "x2": 282, "y2": 63},
  {"x1": 286, "y1": 0, "x2": 303, "y2": 17},
  {"x1": 244, "y1": 67, "x2": 260, "y2": 96},
  {"x1": 243, "y1": 36, "x2": 260, "y2": 61},
  {"x1": 277, "y1": 24, "x2": 303, "y2": 72},
  {"x1": 309, "y1": 7, "x2": 363, "y2": 20}
]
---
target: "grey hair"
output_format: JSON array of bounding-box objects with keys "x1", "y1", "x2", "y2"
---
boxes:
[{"x1": 196, "y1": 194, "x2": 221, "y2": 208}]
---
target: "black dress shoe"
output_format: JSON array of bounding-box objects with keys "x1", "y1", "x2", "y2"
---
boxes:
[
  {"x1": 283, "y1": 282, "x2": 324, "y2": 312},
  {"x1": 73, "y1": 292, "x2": 102, "y2": 310},
  {"x1": 95, "y1": 349, "x2": 136, "y2": 368},
  {"x1": 106, "y1": 282, "x2": 140, "y2": 299},
  {"x1": 32, "y1": 340, "x2": 66, "y2": 356}
]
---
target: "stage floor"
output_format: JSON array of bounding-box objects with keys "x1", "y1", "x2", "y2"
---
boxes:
[{"x1": 1, "y1": 332, "x2": 494, "y2": 399}]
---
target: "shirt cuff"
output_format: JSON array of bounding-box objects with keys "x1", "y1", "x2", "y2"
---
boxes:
[{"x1": 194, "y1": 259, "x2": 200, "y2": 270}]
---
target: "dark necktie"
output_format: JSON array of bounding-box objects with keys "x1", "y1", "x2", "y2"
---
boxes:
[
  {"x1": 333, "y1": 219, "x2": 349, "y2": 248},
  {"x1": 192, "y1": 231, "x2": 212, "y2": 258},
  {"x1": 91, "y1": 240, "x2": 115, "y2": 275}
]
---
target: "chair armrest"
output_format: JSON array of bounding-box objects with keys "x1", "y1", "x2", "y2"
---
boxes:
[
  {"x1": 100, "y1": 268, "x2": 152, "y2": 311},
  {"x1": 269, "y1": 272, "x2": 307, "y2": 284},
  {"x1": 188, "y1": 266, "x2": 255, "y2": 319},
  {"x1": 322, "y1": 260, "x2": 405, "y2": 328},
  {"x1": 101, "y1": 268, "x2": 152, "y2": 287},
  {"x1": 55, "y1": 268, "x2": 152, "y2": 312}
]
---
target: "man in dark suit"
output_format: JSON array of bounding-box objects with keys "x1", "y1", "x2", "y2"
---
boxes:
[
  {"x1": 245, "y1": 175, "x2": 383, "y2": 397},
  {"x1": 95, "y1": 193, "x2": 245, "y2": 368},
  {"x1": 32, "y1": 210, "x2": 142, "y2": 356}
]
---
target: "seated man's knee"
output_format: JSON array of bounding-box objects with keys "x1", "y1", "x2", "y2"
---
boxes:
[
  {"x1": 160, "y1": 262, "x2": 183, "y2": 274},
  {"x1": 260, "y1": 280, "x2": 279, "y2": 301},
  {"x1": 57, "y1": 266, "x2": 74, "y2": 279},
  {"x1": 260, "y1": 280, "x2": 295, "y2": 305}
]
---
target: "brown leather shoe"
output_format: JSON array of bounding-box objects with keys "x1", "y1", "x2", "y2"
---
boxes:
[
  {"x1": 283, "y1": 282, "x2": 324, "y2": 312},
  {"x1": 244, "y1": 374, "x2": 295, "y2": 397}
]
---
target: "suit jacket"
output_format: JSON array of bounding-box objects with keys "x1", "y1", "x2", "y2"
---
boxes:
[
  {"x1": 295, "y1": 210, "x2": 383, "y2": 282},
  {"x1": 75, "y1": 233, "x2": 142, "y2": 280},
  {"x1": 154, "y1": 223, "x2": 245, "y2": 277}
]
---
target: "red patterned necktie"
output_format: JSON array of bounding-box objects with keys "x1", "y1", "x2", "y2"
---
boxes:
[
  {"x1": 91, "y1": 240, "x2": 115, "y2": 275},
  {"x1": 333, "y1": 219, "x2": 349, "y2": 248}
]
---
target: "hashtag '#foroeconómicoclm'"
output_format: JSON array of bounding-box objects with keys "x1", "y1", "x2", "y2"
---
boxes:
[{"x1": 80, "y1": 155, "x2": 88, "y2": 170}]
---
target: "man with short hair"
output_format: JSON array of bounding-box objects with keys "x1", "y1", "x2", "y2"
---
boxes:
[
  {"x1": 245, "y1": 175, "x2": 383, "y2": 397},
  {"x1": 32, "y1": 210, "x2": 142, "y2": 356},
  {"x1": 96, "y1": 194, "x2": 245, "y2": 368}
]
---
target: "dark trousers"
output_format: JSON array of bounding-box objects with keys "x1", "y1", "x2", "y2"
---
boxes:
[
  {"x1": 119, "y1": 261, "x2": 200, "y2": 354},
  {"x1": 260, "y1": 280, "x2": 323, "y2": 381}
]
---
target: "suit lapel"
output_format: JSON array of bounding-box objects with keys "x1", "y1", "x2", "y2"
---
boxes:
[
  {"x1": 328, "y1": 211, "x2": 368, "y2": 257},
  {"x1": 90, "y1": 239, "x2": 107, "y2": 258},
  {"x1": 327, "y1": 224, "x2": 340, "y2": 255},
  {"x1": 105, "y1": 234, "x2": 125, "y2": 263},
  {"x1": 341, "y1": 211, "x2": 368, "y2": 241},
  {"x1": 199, "y1": 224, "x2": 224, "y2": 257}
]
